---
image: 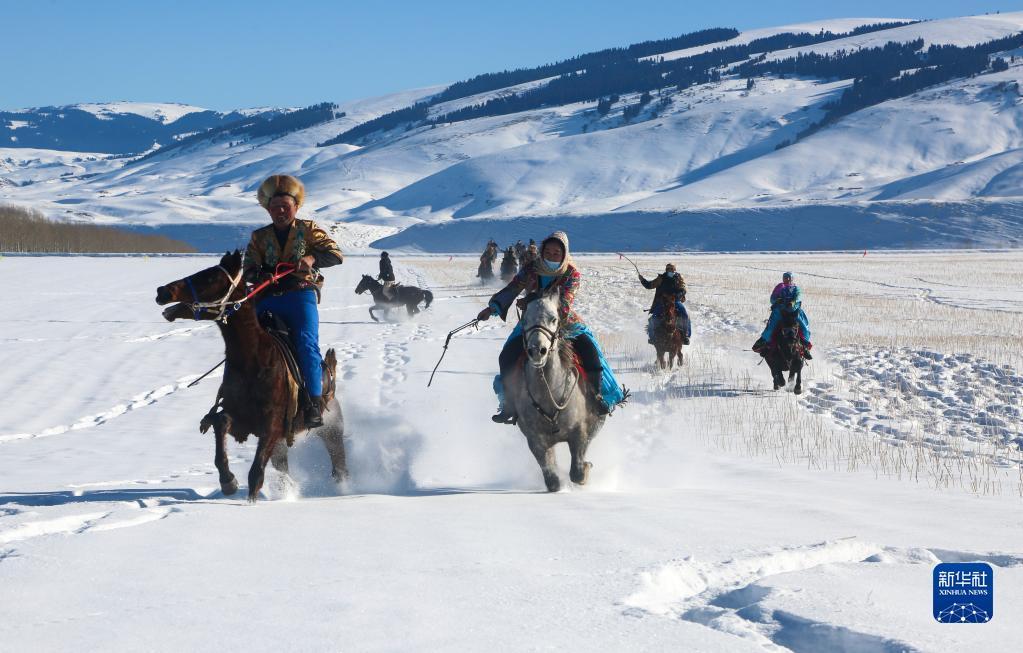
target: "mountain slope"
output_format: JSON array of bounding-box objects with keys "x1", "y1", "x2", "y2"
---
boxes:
[{"x1": 4, "y1": 13, "x2": 1023, "y2": 251}]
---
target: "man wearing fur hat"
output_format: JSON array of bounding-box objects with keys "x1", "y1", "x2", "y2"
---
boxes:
[
  {"x1": 477, "y1": 231, "x2": 627, "y2": 423},
  {"x1": 244, "y1": 174, "x2": 344, "y2": 427},
  {"x1": 639, "y1": 263, "x2": 691, "y2": 345}
]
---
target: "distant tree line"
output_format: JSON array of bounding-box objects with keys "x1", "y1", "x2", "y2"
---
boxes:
[
  {"x1": 795, "y1": 32, "x2": 1023, "y2": 136},
  {"x1": 138, "y1": 103, "x2": 343, "y2": 163},
  {"x1": 321, "y1": 102, "x2": 431, "y2": 146},
  {"x1": 434, "y1": 27, "x2": 739, "y2": 103},
  {"x1": 319, "y1": 21, "x2": 916, "y2": 145},
  {"x1": 319, "y1": 27, "x2": 737, "y2": 147},
  {"x1": 0, "y1": 205, "x2": 194, "y2": 253}
]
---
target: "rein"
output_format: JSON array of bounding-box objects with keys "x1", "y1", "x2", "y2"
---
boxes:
[
  {"x1": 522, "y1": 318, "x2": 579, "y2": 433},
  {"x1": 187, "y1": 262, "x2": 295, "y2": 323}
]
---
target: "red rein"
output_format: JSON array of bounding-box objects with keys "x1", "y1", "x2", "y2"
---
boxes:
[{"x1": 242, "y1": 262, "x2": 297, "y2": 302}]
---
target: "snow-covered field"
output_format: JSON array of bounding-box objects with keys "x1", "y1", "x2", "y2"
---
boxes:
[{"x1": 1, "y1": 251, "x2": 1021, "y2": 651}]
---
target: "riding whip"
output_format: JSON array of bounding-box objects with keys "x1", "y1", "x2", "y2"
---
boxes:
[
  {"x1": 616, "y1": 252, "x2": 644, "y2": 277},
  {"x1": 427, "y1": 318, "x2": 479, "y2": 387}
]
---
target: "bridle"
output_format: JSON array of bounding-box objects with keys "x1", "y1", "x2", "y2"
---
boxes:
[
  {"x1": 521, "y1": 301, "x2": 579, "y2": 433},
  {"x1": 181, "y1": 261, "x2": 297, "y2": 323},
  {"x1": 522, "y1": 322, "x2": 561, "y2": 354},
  {"x1": 183, "y1": 265, "x2": 246, "y2": 323}
]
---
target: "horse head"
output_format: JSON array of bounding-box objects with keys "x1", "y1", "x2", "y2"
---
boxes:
[
  {"x1": 155, "y1": 250, "x2": 245, "y2": 322},
  {"x1": 777, "y1": 310, "x2": 802, "y2": 359},
  {"x1": 522, "y1": 286, "x2": 563, "y2": 368},
  {"x1": 354, "y1": 274, "x2": 377, "y2": 295}
]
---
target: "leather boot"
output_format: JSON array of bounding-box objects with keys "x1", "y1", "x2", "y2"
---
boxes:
[
  {"x1": 491, "y1": 406, "x2": 517, "y2": 424},
  {"x1": 305, "y1": 397, "x2": 324, "y2": 428}
]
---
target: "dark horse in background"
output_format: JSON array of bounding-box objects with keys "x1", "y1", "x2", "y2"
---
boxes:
[
  {"x1": 651, "y1": 297, "x2": 684, "y2": 370},
  {"x1": 759, "y1": 309, "x2": 806, "y2": 394},
  {"x1": 155, "y1": 251, "x2": 347, "y2": 502},
  {"x1": 355, "y1": 275, "x2": 433, "y2": 321}
]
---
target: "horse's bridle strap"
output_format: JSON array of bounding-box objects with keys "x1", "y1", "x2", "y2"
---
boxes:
[
  {"x1": 186, "y1": 265, "x2": 245, "y2": 322},
  {"x1": 523, "y1": 324, "x2": 560, "y2": 343}
]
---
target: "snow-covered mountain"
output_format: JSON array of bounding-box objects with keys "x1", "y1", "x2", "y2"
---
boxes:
[
  {"x1": 5, "y1": 12, "x2": 1023, "y2": 251},
  {"x1": 0, "y1": 102, "x2": 295, "y2": 154}
]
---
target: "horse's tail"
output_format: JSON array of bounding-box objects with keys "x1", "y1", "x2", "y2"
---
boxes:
[
  {"x1": 424, "y1": 290, "x2": 433, "y2": 309},
  {"x1": 323, "y1": 348, "x2": 338, "y2": 395}
]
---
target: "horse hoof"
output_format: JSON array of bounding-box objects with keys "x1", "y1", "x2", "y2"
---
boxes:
[
  {"x1": 571, "y1": 462, "x2": 592, "y2": 485},
  {"x1": 794, "y1": 386, "x2": 803, "y2": 395},
  {"x1": 221, "y1": 476, "x2": 239, "y2": 496},
  {"x1": 544, "y1": 475, "x2": 561, "y2": 492}
]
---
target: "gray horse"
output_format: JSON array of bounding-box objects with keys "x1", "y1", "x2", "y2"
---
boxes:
[{"x1": 504, "y1": 289, "x2": 606, "y2": 492}]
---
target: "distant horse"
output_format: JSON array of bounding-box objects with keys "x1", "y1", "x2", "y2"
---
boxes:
[
  {"x1": 155, "y1": 251, "x2": 347, "y2": 501},
  {"x1": 354, "y1": 275, "x2": 433, "y2": 321},
  {"x1": 478, "y1": 250, "x2": 496, "y2": 285},
  {"x1": 651, "y1": 298, "x2": 684, "y2": 370},
  {"x1": 500, "y1": 249, "x2": 517, "y2": 282},
  {"x1": 504, "y1": 288, "x2": 606, "y2": 491},
  {"x1": 760, "y1": 309, "x2": 806, "y2": 394}
]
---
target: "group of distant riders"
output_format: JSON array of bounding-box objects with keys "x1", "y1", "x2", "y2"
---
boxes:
[{"x1": 241, "y1": 174, "x2": 813, "y2": 428}]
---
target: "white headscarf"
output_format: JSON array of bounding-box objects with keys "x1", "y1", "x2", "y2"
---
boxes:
[{"x1": 536, "y1": 231, "x2": 572, "y2": 277}]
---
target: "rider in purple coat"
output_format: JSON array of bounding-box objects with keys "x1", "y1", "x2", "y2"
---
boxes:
[{"x1": 752, "y1": 271, "x2": 812, "y2": 358}]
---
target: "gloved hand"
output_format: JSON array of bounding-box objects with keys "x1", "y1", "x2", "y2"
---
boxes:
[{"x1": 477, "y1": 306, "x2": 495, "y2": 321}]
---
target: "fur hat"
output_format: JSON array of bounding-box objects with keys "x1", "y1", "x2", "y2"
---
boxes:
[
  {"x1": 257, "y1": 175, "x2": 305, "y2": 209},
  {"x1": 665, "y1": 263, "x2": 676, "y2": 272}
]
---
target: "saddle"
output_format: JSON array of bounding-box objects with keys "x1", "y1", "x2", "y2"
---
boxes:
[
  {"x1": 762, "y1": 325, "x2": 807, "y2": 357},
  {"x1": 383, "y1": 282, "x2": 402, "y2": 299},
  {"x1": 258, "y1": 311, "x2": 308, "y2": 393}
]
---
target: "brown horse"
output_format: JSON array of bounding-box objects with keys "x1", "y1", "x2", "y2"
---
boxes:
[
  {"x1": 155, "y1": 250, "x2": 347, "y2": 502},
  {"x1": 652, "y1": 298, "x2": 684, "y2": 370}
]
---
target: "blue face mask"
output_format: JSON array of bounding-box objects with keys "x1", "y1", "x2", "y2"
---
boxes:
[
  {"x1": 665, "y1": 271, "x2": 676, "y2": 278},
  {"x1": 543, "y1": 258, "x2": 561, "y2": 271}
]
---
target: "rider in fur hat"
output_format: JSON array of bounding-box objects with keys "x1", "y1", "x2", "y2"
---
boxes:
[
  {"x1": 244, "y1": 174, "x2": 344, "y2": 427},
  {"x1": 477, "y1": 231, "x2": 626, "y2": 423}
]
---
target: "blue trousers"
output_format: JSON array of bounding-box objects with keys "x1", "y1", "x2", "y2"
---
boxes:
[
  {"x1": 761, "y1": 306, "x2": 811, "y2": 343},
  {"x1": 257, "y1": 289, "x2": 323, "y2": 398}
]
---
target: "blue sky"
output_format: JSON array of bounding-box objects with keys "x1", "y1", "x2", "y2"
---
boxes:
[{"x1": 2, "y1": 0, "x2": 1018, "y2": 111}]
